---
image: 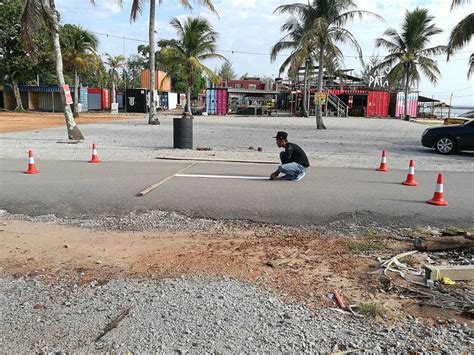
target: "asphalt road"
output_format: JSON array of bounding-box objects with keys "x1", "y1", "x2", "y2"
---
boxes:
[{"x1": 0, "y1": 159, "x2": 473, "y2": 228}]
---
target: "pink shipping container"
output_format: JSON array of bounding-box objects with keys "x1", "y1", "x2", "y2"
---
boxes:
[{"x1": 390, "y1": 92, "x2": 418, "y2": 118}]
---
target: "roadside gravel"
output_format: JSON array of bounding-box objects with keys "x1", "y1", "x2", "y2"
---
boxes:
[
  {"x1": 1, "y1": 276, "x2": 471, "y2": 353},
  {"x1": 1, "y1": 115, "x2": 472, "y2": 171}
]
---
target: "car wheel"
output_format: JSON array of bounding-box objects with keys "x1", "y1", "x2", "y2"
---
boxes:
[{"x1": 435, "y1": 136, "x2": 457, "y2": 155}]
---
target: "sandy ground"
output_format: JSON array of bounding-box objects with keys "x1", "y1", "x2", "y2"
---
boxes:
[
  {"x1": 1, "y1": 218, "x2": 471, "y2": 326},
  {"x1": 0, "y1": 112, "x2": 140, "y2": 133}
]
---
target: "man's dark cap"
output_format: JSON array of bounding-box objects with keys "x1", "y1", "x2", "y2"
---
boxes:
[{"x1": 273, "y1": 131, "x2": 288, "y2": 140}]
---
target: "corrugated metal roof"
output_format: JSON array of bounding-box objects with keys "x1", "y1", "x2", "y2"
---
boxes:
[{"x1": 18, "y1": 85, "x2": 64, "y2": 93}]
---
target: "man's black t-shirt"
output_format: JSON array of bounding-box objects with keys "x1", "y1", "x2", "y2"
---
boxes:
[{"x1": 281, "y1": 142, "x2": 310, "y2": 167}]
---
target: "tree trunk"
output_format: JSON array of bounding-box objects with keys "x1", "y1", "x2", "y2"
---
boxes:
[
  {"x1": 404, "y1": 63, "x2": 410, "y2": 121},
  {"x1": 48, "y1": 0, "x2": 84, "y2": 140},
  {"x1": 414, "y1": 236, "x2": 474, "y2": 251},
  {"x1": 148, "y1": 0, "x2": 159, "y2": 125},
  {"x1": 73, "y1": 69, "x2": 79, "y2": 118},
  {"x1": 302, "y1": 60, "x2": 309, "y2": 117},
  {"x1": 11, "y1": 74, "x2": 24, "y2": 111},
  {"x1": 112, "y1": 79, "x2": 116, "y2": 104},
  {"x1": 315, "y1": 47, "x2": 327, "y2": 129}
]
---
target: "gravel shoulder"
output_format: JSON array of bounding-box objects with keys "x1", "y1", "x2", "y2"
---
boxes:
[{"x1": 2, "y1": 276, "x2": 471, "y2": 353}]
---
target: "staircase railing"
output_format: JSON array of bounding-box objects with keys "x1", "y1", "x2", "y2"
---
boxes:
[{"x1": 324, "y1": 90, "x2": 348, "y2": 117}]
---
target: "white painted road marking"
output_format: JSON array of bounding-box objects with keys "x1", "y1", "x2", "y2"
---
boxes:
[{"x1": 176, "y1": 174, "x2": 269, "y2": 180}]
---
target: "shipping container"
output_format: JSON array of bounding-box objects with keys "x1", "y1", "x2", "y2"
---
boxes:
[
  {"x1": 367, "y1": 91, "x2": 389, "y2": 117},
  {"x1": 116, "y1": 91, "x2": 125, "y2": 109},
  {"x1": 217, "y1": 89, "x2": 227, "y2": 115},
  {"x1": 329, "y1": 89, "x2": 389, "y2": 117},
  {"x1": 88, "y1": 88, "x2": 102, "y2": 110},
  {"x1": 205, "y1": 88, "x2": 228, "y2": 115},
  {"x1": 126, "y1": 88, "x2": 148, "y2": 113},
  {"x1": 168, "y1": 92, "x2": 178, "y2": 110},
  {"x1": 389, "y1": 92, "x2": 419, "y2": 118},
  {"x1": 140, "y1": 70, "x2": 171, "y2": 92},
  {"x1": 161, "y1": 92, "x2": 169, "y2": 110},
  {"x1": 101, "y1": 88, "x2": 110, "y2": 110},
  {"x1": 79, "y1": 87, "x2": 88, "y2": 112}
]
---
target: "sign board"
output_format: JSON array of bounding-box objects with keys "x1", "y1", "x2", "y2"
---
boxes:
[
  {"x1": 111, "y1": 103, "x2": 118, "y2": 115},
  {"x1": 368, "y1": 66, "x2": 390, "y2": 88},
  {"x1": 314, "y1": 92, "x2": 327, "y2": 105},
  {"x1": 63, "y1": 84, "x2": 73, "y2": 105}
]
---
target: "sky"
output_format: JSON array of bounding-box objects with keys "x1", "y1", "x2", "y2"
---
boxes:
[{"x1": 55, "y1": 0, "x2": 474, "y2": 106}]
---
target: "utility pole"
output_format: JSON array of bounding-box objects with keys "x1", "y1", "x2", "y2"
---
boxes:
[
  {"x1": 448, "y1": 92, "x2": 453, "y2": 118},
  {"x1": 123, "y1": 36, "x2": 127, "y2": 114}
]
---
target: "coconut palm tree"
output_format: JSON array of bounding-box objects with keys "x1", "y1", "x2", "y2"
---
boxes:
[
  {"x1": 376, "y1": 8, "x2": 446, "y2": 120},
  {"x1": 161, "y1": 16, "x2": 225, "y2": 117},
  {"x1": 21, "y1": 0, "x2": 84, "y2": 140},
  {"x1": 274, "y1": 0, "x2": 381, "y2": 129},
  {"x1": 448, "y1": 0, "x2": 473, "y2": 77},
  {"x1": 116, "y1": 0, "x2": 217, "y2": 125},
  {"x1": 271, "y1": 17, "x2": 314, "y2": 117},
  {"x1": 104, "y1": 53, "x2": 125, "y2": 104},
  {"x1": 61, "y1": 24, "x2": 98, "y2": 117}
]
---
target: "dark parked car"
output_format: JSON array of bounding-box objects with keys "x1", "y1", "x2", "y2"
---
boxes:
[{"x1": 422, "y1": 120, "x2": 474, "y2": 154}]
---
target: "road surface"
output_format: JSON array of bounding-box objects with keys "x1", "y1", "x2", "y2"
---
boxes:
[{"x1": 1, "y1": 159, "x2": 472, "y2": 228}]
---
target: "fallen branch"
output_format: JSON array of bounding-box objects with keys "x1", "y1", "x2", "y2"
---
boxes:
[{"x1": 95, "y1": 306, "x2": 131, "y2": 342}]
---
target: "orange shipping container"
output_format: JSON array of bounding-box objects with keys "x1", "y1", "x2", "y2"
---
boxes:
[{"x1": 140, "y1": 70, "x2": 171, "y2": 92}]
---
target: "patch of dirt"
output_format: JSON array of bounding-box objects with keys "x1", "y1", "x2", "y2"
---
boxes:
[
  {"x1": 0, "y1": 112, "x2": 142, "y2": 133},
  {"x1": 0, "y1": 218, "x2": 466, "y2": 325}
]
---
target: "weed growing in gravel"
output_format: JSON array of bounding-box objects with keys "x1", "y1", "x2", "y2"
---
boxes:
[{"x1": 357, "y1": 302, "x2": 384, "y2": 318}]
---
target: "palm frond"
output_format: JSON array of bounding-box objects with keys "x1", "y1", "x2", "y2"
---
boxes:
[{"x1": 447, "y1": 13, "x2": 474, "y2": 58}]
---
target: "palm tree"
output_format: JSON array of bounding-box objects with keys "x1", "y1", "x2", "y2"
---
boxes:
[
  {"x1": 271, "y1": 16, "x2": 319, "y2": 117},
  {"x1": 117, "y1": 0, "x2": 217, "y2": 125},
  {"x1": 104, "y1": 53, "x2": 125, "y2": 104},
  {"x1": 448, "y1": 0, "x2": 473, "y2": 77},
  {"x1": 161, "y1": 16, "x2": 225, "y2": 117},
  {"x1": 274, "y1": 0, "x2": 381, "y2": 129},
  {"x1": 218, "y1": 61, "x2": 236, "y2": 85},
  {"x1": 21, "y1": 0, "x2": 84, "y2": 140},
  {"x1": 61, "y1": 24, "x2": 98, "y2": 117},
  {"x1": 376, "y1": 8, "x2": 446, "y2": 120}
]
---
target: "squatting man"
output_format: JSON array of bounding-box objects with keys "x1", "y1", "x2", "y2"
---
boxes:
[{"x1": 270, "y1": 131, "x2": 310, "y2": 181}]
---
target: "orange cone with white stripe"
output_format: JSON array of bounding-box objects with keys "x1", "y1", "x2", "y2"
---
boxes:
[
  {"x1": 376, "y1": 150, "x2": 389, "y2": 172},
  {"x1": 402, "y1": 160, "x2": 418, "y2": 186},
  {"x1": 427, "y1": 173, "x2": 448, "y2": 206},
  {"x1": 24, "y1": 150, "x2": 40, "y2": 174},
  {"x1": 88, "y1": 143, "x2": 101, "y2": 163}
]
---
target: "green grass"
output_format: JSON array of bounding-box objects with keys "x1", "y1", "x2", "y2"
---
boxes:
[
  {"x1": 357, "y1": 302, "x2": 384, "y2": 318},
  {"x1": 348, "y1": 240, "x2": 386, "y2": 252}
]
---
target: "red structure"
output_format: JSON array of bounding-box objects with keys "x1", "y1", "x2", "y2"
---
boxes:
[
  {"x1": 329, "y1": 89, "x2": 389, "y2": 117},
  {"x1": 223, "y1": 79, "x2": 266, "y2": 90}
]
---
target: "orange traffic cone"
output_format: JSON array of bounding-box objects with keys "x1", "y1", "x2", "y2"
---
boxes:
[
  {"x1": 402, "y1": 160, "x2": 418, "y2": 186},
  {"x1": 376, "y1": 150, "x2": 389, "y2": 172},
  {"x1": 427, "y1": 173, "x2": 448, "y2": 206},
  {"x1": 24, "y1": 150, "x2": 40, "y2": 174},
  {"x1": 88, "y1": 143, "x2": 101, "y2": 163}
]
